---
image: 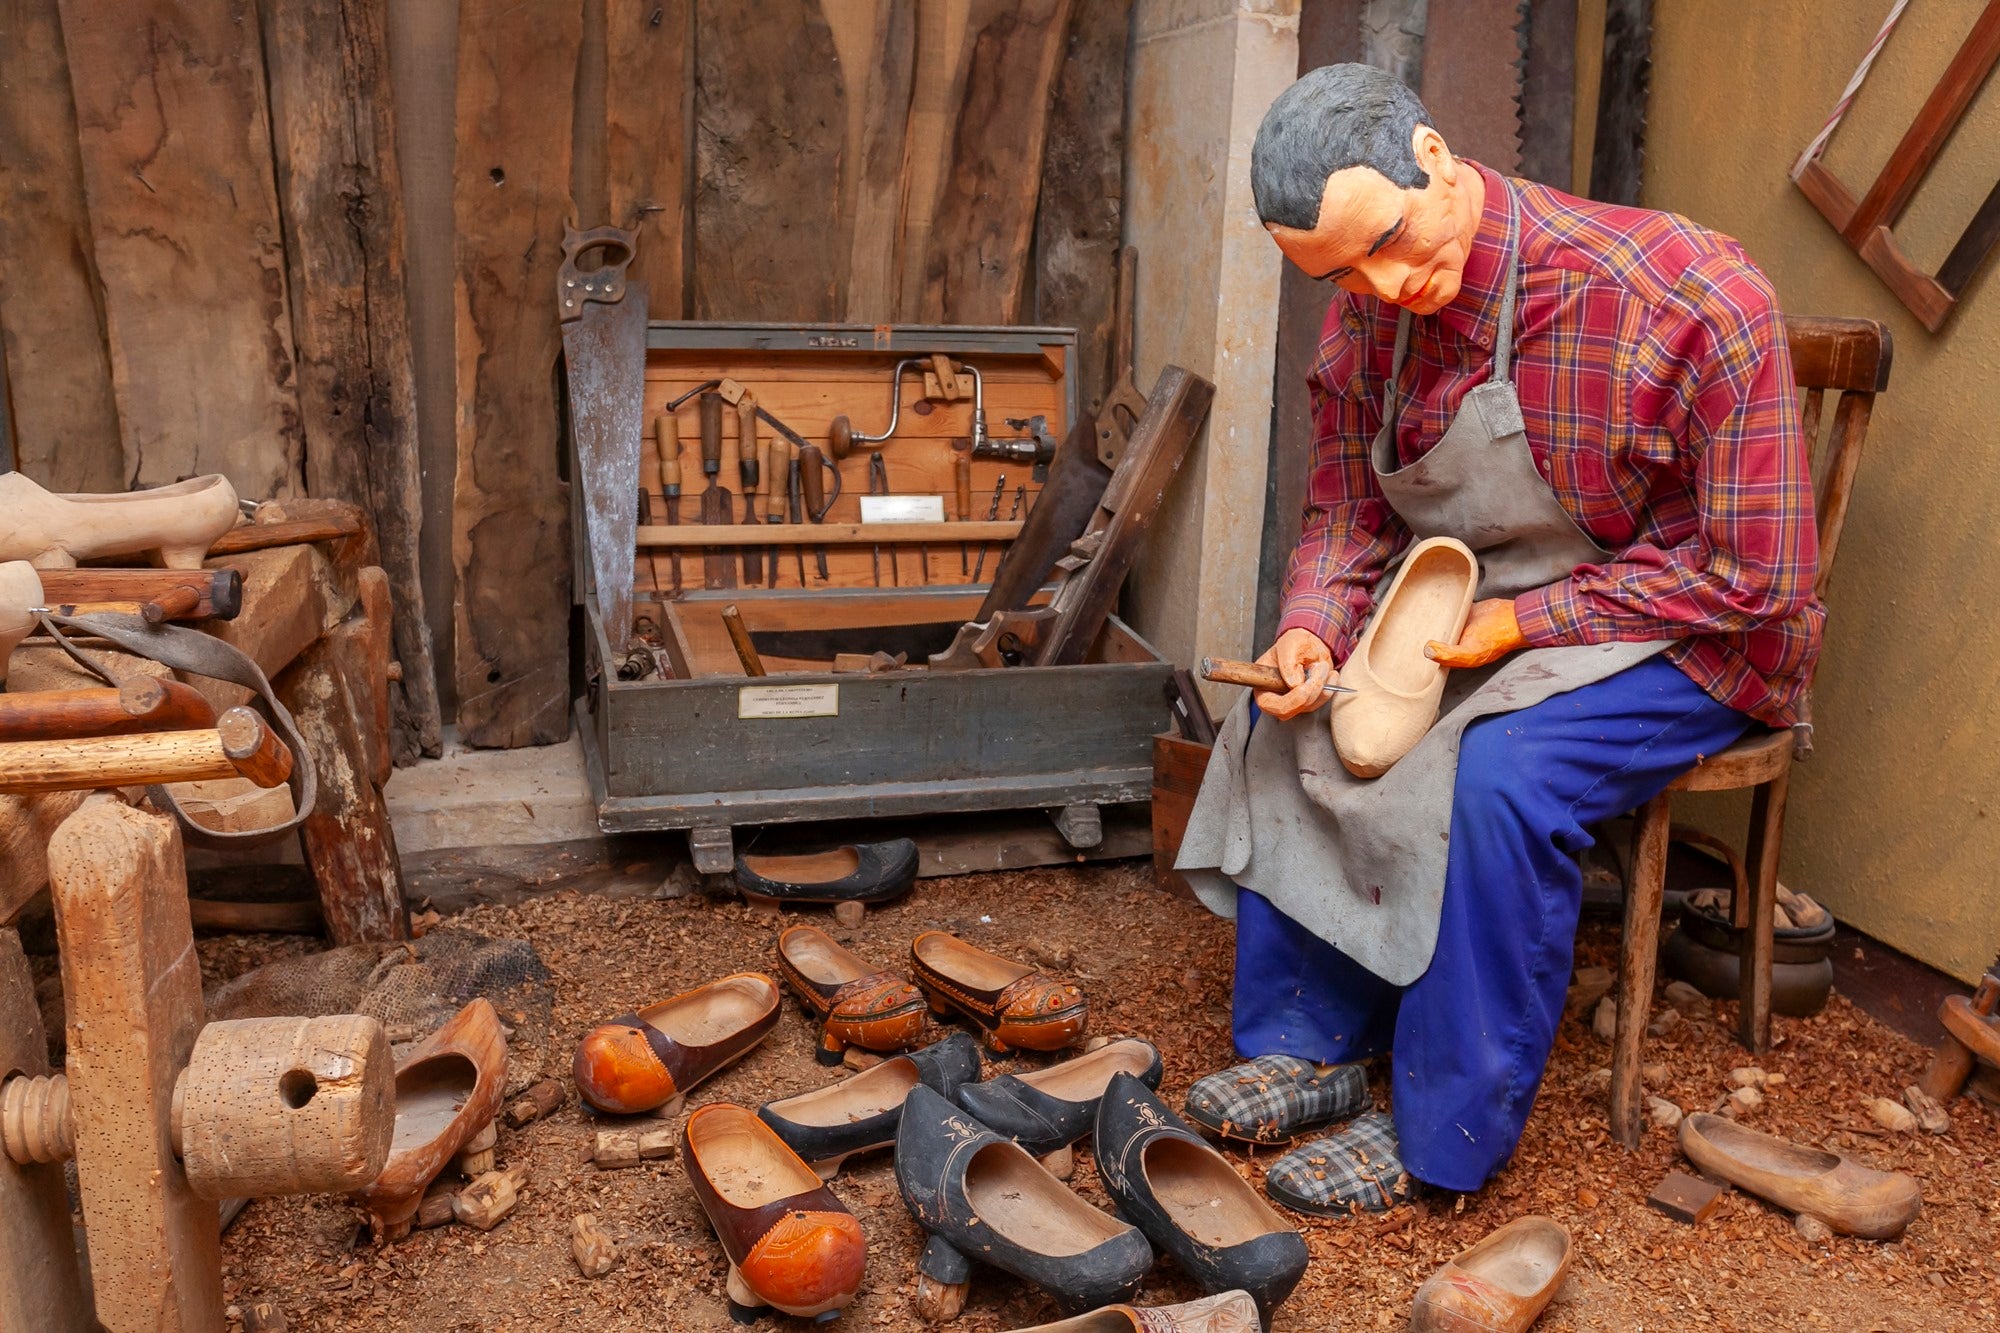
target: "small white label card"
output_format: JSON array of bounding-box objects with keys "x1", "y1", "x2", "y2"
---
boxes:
[
  {"x1": 859, "y1": 494, "x2": 946, "y2": 523},
  {"x1": 737, "y1": 683, "x2": 840, "y2": 719}
]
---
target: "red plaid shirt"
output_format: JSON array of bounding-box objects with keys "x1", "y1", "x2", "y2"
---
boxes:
[{"x1": 1278, "y1": 164, "x2": 1821, "y2": 728}]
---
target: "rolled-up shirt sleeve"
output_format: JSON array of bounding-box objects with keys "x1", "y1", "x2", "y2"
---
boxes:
[
  {"x1": 1276, "y1": 304, "x2": 1411, "y2": 664},
  {"x1": 1514, "y1": 257, "x2": 1816, "y2": 648}
]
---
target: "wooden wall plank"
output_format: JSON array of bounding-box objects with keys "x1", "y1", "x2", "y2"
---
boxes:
[
  {"x1": 450, "y1": 0, "x2": 580, "y2": 747},
  {"x1": 690, "y1": 0, "x2": 846, "y2": 321},
  {"x1": 825, "y1": 0, "x2": 917, "y2": 323},
  {"x1": 263, "y1": 0, "x2": 442, "y2": 763},
  {"x1": 918, "y1": 0, "x2": 1075, "y2": 324},
  {"x1": 1033, "y1": 0, "x2": 1131, "y2": 409},
  {"x1": 1420, "y1": 0, "x2": 1526, "y2": 174},
  {"x1": 56, "y1": 0, "x2": 304, "y2": 499},
  {"x1": 607, "y1": 0, "x2": 692, "y2": 318},
  {"x1": 0, "y1": 0, "x2": 123, "y2": 493}
]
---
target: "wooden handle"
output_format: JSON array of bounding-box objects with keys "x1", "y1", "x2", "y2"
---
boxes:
[
  {"x1": 1200, "y1": 657, "x2": 1285, "y2": 692},
  {"x1": 828, "y1": 415, "x2": 854, "y2": 459},
  {"x1": 638, "y1": 520, "x2": 1022, "y2": 547},
  {"x1": 141, "y1": 585, "x2": 203, "y2": 624},
  {"x1": 0, "y1": 726, "x2": 270, "y2": 793},
  {"x1": 35, "y1": 567, "x2": 243, "y2": 621},
  {"x1": 800, "y1": 444, "x2": 827, "y2": 515},
  {"x1": 720, "y1": 605, "x2": 766, "y2": 677},
  {"x1": 718, "y1": 397, "x2": 740, "y2": 483},
  {"x1": 955, "y1": 453, "x2": 972, "y2": 520},
  {"x1": 655, "y1": 413, "x2": 682, "y2": 492},
  {"x1": 216, "y1": 707, "x2": 294, "y2": 788},
  {"x1": 699, "y1": 390, "x2": 723, "y2": 478},
  {"x1": 209, "y1": 517, "x2": 359, "y2": 556},
  {"x1": 762, "y1": 431, "x2": 783, "y2": 520},
  {"x1": 736, "y1": 396, "x2": 760, "y2": 493},
  {"x1": 0, "y1": 678, "x2": 216, "y2": 743}
]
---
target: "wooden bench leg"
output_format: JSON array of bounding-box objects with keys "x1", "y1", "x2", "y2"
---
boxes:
[
  {"x1": 1738, "y1": 769, "x2": 1790, "y2": 1053},
  {"x1": 278, "y1": 637, "x2": 408, "y2": 945},
  {"x1": 0, "y1": 927, "x2": 90, "y2": 1332},
  {"x1": 1612, "y1": 792, "x2": 1672, "y2": 1149}
]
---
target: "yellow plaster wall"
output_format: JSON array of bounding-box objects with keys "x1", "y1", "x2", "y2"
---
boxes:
[{"x1": 1643, "y1": 1, "x2": 2000, "y2": 981}]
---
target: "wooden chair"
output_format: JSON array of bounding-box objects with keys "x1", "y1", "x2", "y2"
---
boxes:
[{"x1": 1608, "y1": 315, "x2": 1893, "y2": 1149}]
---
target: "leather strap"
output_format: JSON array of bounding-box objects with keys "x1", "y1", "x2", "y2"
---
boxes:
[{"x1": 31, "y1": 611, "x2": 317, "y2": 847}]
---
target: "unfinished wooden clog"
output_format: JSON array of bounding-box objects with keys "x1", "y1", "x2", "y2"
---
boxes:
[
  {"x1": 0, "y1": 562, "x2": 43, "y2": 687},
  {"x1": 1329, "y1": 536, "x2": 1477, "y2": 778},
  {"x1": 1409, "y1": 1215, "x2": 1573, "y2": 1332},
  {"x1": 354, "y1": 997, "x2": 508, "y2": 1241},
  {"x1": 0, "y1": 473, "x2": 241, "y2": 570},
  {"x1": 1679, "y1": 1112, "x2": 1921, "y2": 1238}
]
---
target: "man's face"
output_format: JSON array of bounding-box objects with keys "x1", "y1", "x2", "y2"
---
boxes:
[{"x1": 1265, "y1": 126, "x2": 1474, "y2": 316}]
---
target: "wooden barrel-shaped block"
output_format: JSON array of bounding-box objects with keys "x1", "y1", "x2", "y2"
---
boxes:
[{"x1": 176, "y1": 1014, "x2": 393, "y2": 1199}]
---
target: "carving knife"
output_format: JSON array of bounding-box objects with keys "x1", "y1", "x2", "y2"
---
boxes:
[
  {"x1": 737, "y1": 394, "x2": 763, "y2": 586},
  {"x1": 698, "y1": 390, "x2": 736, "y2": 589},
  {"x1": 1200, "y1": 657, "x2": 1354, "y2": 695}
]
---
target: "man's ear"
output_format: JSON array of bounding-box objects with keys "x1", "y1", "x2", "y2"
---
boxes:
[{"x1": 1412, "y1": 124, "x2": 1455, "y2": 183}]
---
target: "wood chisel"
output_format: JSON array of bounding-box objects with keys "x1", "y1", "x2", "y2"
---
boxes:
[
  {"x1": 698, "y1": 390, "x2": 735, "y2": 589},
  {"x1": 1201, "y1": 657, "x2": 1355, "y2": 695},
  {"x1": 787, "y1": 443, "x2": 808, "y2": 587},
  {"x1": 737, "y1": 393, "x2": 762, "y2": 586},
  {"x1": 954, "y1": 451, "x2": 972, "y2": 577},
  {"x1": 654, "y1": 412, "x2": 683, "y2": 596},
  {"x1": 799, "y1": 444, "x2": 832, "y2": 582},
  {"x1": 762, "y1": 420, "x2": 784, "y2": 587}
]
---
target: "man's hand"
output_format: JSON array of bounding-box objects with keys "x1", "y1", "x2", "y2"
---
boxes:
[
  {"x1": 1426, "y1": 598, "x2": 1526, "y2": 669},
  {"x1": 1254, "y1": 627, "x2": 1336, "y2": 720}
]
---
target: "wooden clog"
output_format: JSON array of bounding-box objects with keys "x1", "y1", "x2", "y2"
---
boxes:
[
  {"x1": 1409, "y1": 1215, "x2": 1573, "y2": 1332},
  {"x1": 735, "y1": 839, "x2": 918, "y2": 913},
  {"x1": 1007, "y1": 1292, "x2": 1262, "y2": 1332},
  {"x1": 683, "y1": 1102, "x2": 867, "y2": 1321},
  {"x1": 1679, "y1": 1112, "x2": 1921, "y2": 1238},
  {"x1": 0, "y1": 473, "x2": 242, "y2": 570},
  {"x1": 354, "y1": 998, "x2": 508, "y2": 1241},
  {"x1": 1329, "y1": 535, "x2": 1477, "y2": 778},
  {"x1": 774, "y1": 925, "x2": 927, "y2": 1064},
  {"x1": 910, "y1": 931, "x2": 1087, "y2": 1055},
  {"x1": 572, "y1": 972, "x2": 781, "y2": 1115},
  {"x1": 0, "y1": 562, "x2": 43, "y2": 686}
]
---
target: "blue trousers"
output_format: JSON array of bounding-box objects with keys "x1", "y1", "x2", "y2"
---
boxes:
[{"x1": 1232, "y1": 657, "x2": 1751, "y2": 1192}]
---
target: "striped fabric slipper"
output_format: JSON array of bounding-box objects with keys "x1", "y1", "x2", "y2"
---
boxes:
[
  {"x1": 1263, "y1": 1110, "x2": 1411, "y2": 1217},
  {"x1": 1181, "y1": 1055, "x2": 1370, "y2": 1144}
]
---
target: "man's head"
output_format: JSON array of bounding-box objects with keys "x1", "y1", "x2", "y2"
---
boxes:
[{"x1": 1252, "y1": 64, "x2": 1485, "y2": 315}]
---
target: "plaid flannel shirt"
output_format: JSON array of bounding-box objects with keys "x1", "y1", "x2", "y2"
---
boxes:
[{"x1": 1277, "y1": 164, "x2": 1821, "y2": 728}]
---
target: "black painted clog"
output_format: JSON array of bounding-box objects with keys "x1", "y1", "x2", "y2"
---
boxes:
[{"x1": 758, "y1": 1034, "x2": 983, "y2": 1178}]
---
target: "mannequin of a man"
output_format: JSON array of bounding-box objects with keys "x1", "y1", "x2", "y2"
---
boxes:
[{"x1": 1175, "y1": 64, "x2": 1819, "y2": 1215}]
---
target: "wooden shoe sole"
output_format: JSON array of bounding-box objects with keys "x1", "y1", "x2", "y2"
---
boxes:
[{"x1": 1330, "y1": 536, "x2": 1476, "y2": 778}]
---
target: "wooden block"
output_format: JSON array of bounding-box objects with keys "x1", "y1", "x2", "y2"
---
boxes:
[
  {"x1": 190, "y1": 544, "x2": 348, "y2": 714},
  {"x1": 1646, "y1": 1169, "x2": 1728, "y2": 1225},
  {"x1": 451, "y1": 1167, "x2": 524, "y2": 1231},
  {"x1": 47, "y1": 799, "x2": 225, "y2": 1330},
  {"x1": 413, "y1": 1185, "x2": 458, "y2": 1230},
  {"x1": 56, "y1": 0, "x2": 304, "y2": 498},
  {"x1": 637, "y1": 1125, "x2": 676, "y2": 1161},
  {"x1": 571, "y1": 1212, "x2": 617, "y2": 1278},
  {"x1": 323, "y1": 567, "x2": 395, "y2": 788},
  {"x1": 0, "y1": 927, "x2": 91, "y2": 1331},
  {"x1": 593, "y1": 1129, "x2": 640, "y2": 1169},
  {"x1": 505, "y1": 1078, "x2": 566, "y2": 1128},
  {"x1": 1, "y1": 789, "x2": 108, "y2": 926},
  {"x1": 456, "y1": 1119, "x2": 498, "y2": 1177}
]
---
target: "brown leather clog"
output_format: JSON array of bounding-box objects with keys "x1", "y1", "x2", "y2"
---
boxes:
[
  {"x1": 354, "y1": 998, "x2": 508, "y2": 1241},
  {"x1": 775, "y1": 925, "x2": 927, "y2": 1065},
  {"x1": 683, "y1": 1102, "x2": 867, "y2": 1320},
  {"x1": 1679, "y1": 1112, "x2": 1922, "y2": 1238},
  {"x1": 573, "y1": 973, "x2": 782, "y2": 1115},
  {"x1": 910, "y1": 931, "x2": 1086, "y2": 1055},
  {"x1": 1409, "y1": 1215, "x2": 1573, "y2": 1332}
]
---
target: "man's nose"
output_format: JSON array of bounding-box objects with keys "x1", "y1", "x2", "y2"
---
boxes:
[{"x1": 1349, "y1": 259, "x2": 1417, "y2": 305}]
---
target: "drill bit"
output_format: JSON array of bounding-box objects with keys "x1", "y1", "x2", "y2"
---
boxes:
[{"x1": 971, "y1": 473, "x2": 1007, "y2": 583}]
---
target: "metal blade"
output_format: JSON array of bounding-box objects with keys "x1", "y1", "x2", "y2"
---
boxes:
[{"x1": 561, "y1": 269, "x2": 649, "y2": 659}]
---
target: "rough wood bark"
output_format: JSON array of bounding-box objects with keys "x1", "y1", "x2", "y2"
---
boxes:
[
  {"x1": 47, "y1": 799, "x2": 224, "y2": 1332},
  {"x1": 277, "y1": 634, "x2": 407, "y2": 945},
  {"x1": 0, "y1": 927, "x2": 91, "y2": 1332},
  {"x1": 0, "y1": 0, "x2": 123, "y2": 493},
  {"x1": 1034, "y1": 0, "x2": 1130, "y2": 409},
  {"x1": 691, "y1": 0, "x2": 846, "y2": 321},
  {"x1": 606, "y1": 0, "x2": 692, "y2": 317},
  {"x1": 56, "y1": 0, "x2": 304, "y2": 500},
  {"x1": 824, "y1": 0, "x2": 917, "y2": 323},
  {"x1": 1420, "y1": 0, "x2": 1526, "y2": 173},
  {"x1": 919, "y1": 0, "x2": 1075, "y2": 323},
  {"x1": 262, "y1": 0, "x2": 442, "y2": 765},
  {"x1": 450, "y1": 0, "x2": 580, "y2": 747}
]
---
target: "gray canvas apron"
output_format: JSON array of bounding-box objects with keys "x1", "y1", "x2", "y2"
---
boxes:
[{"x1": 1177, "y1": 179, "x2": 1666, "y2": 986}]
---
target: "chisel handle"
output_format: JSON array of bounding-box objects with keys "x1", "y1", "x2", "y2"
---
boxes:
[
  {"x1": 737, "y1": 395, "x2": 761, "y2": 492},
  {"x1": 718, "y1": 396, "x2": 740, "y2": 483},
  {"x1": 1200, "y1": 657, "x2": 1351, "y2": 695},
  {"x1": 699, "y1": 391, "x2": 722, "y2": 478},
  {"x1": 655, "y1": 413, "x2": 682, "y2": 495},
  {"x1": 800, "y1": 444, "x2": 827, "y2": 517},
  {"x1": 954, "y1": 452, "x2": 972, "y2": 520},
  {"x1": 766, "y1": 440, "x2": 788, "y2": 520}
]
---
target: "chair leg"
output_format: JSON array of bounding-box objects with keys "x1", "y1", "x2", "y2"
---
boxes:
[
  {"x1": 1737, "y1": 769, "x2": 1791, "y2": 1053},
  {"x1": 1612, "y1": 792, "x2": 1672, "y2": 1149}
]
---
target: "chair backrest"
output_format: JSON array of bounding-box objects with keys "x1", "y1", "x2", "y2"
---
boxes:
[{"x1": 1784, "y1": 316, "x2": 1893, "y2": 599}]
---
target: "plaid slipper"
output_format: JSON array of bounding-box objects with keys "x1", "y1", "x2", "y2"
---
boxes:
[
  {"x1": 1181, "y1": 1055, "x2": 1370, "y2": 1144},
  {"x1": 1263, "y1": 1110, "x2": 1411, "y2": 1217}
]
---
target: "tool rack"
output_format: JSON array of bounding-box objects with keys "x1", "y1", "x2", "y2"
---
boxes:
[{"x1": 569, "y1": 321, "x2": 1174, "y2": 873}]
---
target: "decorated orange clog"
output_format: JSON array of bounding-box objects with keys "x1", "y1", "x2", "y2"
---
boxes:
[{"x1": 572, "y1": 973, "x2": 781, "y2": 1115}]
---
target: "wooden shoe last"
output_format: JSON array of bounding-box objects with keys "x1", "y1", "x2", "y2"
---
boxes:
[
  {"x1": 0, "y1": 473, "x2": 241, "y2": 569},
  {"x1": 1679, "y1": 1112, "x2": 1921, "y2": 1238},
  {"x1": 683, "y1": 1103, "x2": 867, "y2": 1321},
  {"x1": 1409, "y1": 1215, "x2": 1573, "y2": 1333},
  {"x1": 0, "y1": 562, "x2": 43, "y2": 686},
  {"x1": 1329, "y1": 536, "x2": 1476, "y2": 778},
  {"x1": 354, "y1": 998, "x2": 508, "y2": 1241},
  {"x1": 776, "y1": 925, "x2": 927, "y2": 1064},
  {"x1": 911, "y1": 931, "x2": 1086, "y2": 1055},
  {"x1": 573, "y1": 973, "x2": 782, "y2": 1115}
]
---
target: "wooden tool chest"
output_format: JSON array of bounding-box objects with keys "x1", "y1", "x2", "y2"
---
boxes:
[{"x1": 572, "y1": 321, "x2": 1175, "y2": 872}]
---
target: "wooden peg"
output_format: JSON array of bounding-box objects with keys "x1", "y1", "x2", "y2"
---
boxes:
[{"x1": 0, "y1": 928, "x2": 89, "y2": 1330}]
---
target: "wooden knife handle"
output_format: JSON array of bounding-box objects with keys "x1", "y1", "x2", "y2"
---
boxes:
[
  {"x1": 699, "y1": 391, "x2": 722, "y2": 477},
  {"x1": 736, "y1": 395, "x2": 760, "y2": 492},
  {"x1": 800, "y1": 444, "x2": 827, "y2": 517},
  {"x1": 954, "y1": 452, "x2": 972, "y2": 520},
  {"x1": 1200, "y1": 657, "x2": 1285, "y2": 692},
  {"x1": 762, "y1": 432, "x2": 784, "y2": 519}
]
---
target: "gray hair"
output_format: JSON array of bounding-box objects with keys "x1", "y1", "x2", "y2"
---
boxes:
[{"x1": 1252, "y1": 64, "x2": 1434, "y2": 230}]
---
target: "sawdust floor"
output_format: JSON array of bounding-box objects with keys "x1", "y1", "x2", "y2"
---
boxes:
[{"x1": 208, "y1": 862, "x2": 2000, "y2": 1332}]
